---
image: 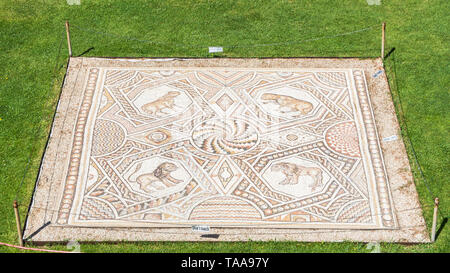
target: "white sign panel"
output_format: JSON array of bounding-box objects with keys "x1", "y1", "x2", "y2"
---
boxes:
[
  {"x1": 192, "y1": 225, "x2": 210, "y2": 232},
  {"x1": 208, "y1": 47, "x2": 223, "y2": 53}
]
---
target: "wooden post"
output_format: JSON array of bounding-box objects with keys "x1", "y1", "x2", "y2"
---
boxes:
[
  {"x1": 13, "y1": 200, "x2": 24, "y2": 247},
  {"x1": 431, "y1": 197, "x2": 439, "y2": 242},
  {"x1": 381, "y1": 22, "x2": 386, "y2": 60},
  {"x1": 65, "y1": 21, "x2": 72, "y2": 57}
]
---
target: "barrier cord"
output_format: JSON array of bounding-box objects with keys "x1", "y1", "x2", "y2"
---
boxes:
[
  {"x1": 13, "y1": 29, "x2": 66, "y2": 203},
  {"x1": 7, "y1": 22, "x2": 446, "y2": 252},
  {"x1": 389, "y1": 50, "x2": 446, "y2": 218},
  {"x1": 70, "y1": 24, "x2": 378, "y2": 50},
  {"x1": 0, "y1": 241, "x2": 73, "y2": 253}
]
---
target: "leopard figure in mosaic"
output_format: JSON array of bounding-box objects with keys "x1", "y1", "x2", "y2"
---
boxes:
[
  {"x1": 261, "y1": 93, "x2": 313, "y2": 115},
  {"x1": 141, "y1": 91, "x2": 181, "y2": 116},
  {"x1": 271, "y1": 162, "x2": 323, "y2": 191},
  {"x1": 128, "y1": 162, "x2": 183, "y2": 192}
]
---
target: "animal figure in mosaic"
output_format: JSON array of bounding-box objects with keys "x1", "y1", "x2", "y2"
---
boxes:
[
  {"x1": 261, "y1": 93, "x2": 313, "y2": 115},
  {"x1": 271, "y1": 162, "x2": 323, "y2": 191},
  {"x1": 128, "y1": 162, "x2": 184, "y2": 192},
  {"x1": 141, "y1": 91, "x2": 181, "y2": 116}
]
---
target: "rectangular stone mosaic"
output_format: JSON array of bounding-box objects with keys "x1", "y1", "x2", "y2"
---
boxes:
[
  {"x1": 51, "y1": 66, "x2": 397, "y2": 229},
  {"x1": 24, "y1": 58, "x2": 431, "y2": 243}
]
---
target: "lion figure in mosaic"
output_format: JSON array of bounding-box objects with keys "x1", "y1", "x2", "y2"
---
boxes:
[
  {"x1": 261, "y1": 93, "x2": 313, "y2": 115},
  {"x1": 128, "y1": 162, "x2": 184, "y2": 192},
  {"x1": 271, "y1": 162, "x2": 323, "y2": 191},
  {"x1": 141, "y1": 91, "x2": 181, "y2": 116}
]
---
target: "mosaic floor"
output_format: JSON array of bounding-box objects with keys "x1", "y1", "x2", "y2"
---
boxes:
[{"x1": 24, "y1": 58, "x2": 429, "y2": 242}]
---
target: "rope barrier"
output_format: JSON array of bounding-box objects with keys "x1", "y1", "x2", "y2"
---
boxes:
[
  {"x1": 389, "y1": 50, "x2": 447, "y2": 218},
  {"x1": 7, "y1": 21, "x2": 445, "y2": 248},
  {"x1": 2, "y1": 223, "x2": 429, "y2": 252},
  {"x1": 0, "y1": 241, "x2": 72, "y2": 253},
  {"x1": 227, "y1": 26, "x2": 378, "y2": 49},
  {"x1": 70, "y1": 23, "x2": 378, "y2": 49},
  {"x1": 14, "y1": 29, "x2": 66, "y2": 203},
  {"x1": 23, "y1": 202, "x2": 433, "y2": 238}
]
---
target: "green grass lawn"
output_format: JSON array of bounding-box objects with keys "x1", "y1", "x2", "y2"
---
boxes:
[{"x1": 0, "y1": 0, "x2": 448, "y2": 253}]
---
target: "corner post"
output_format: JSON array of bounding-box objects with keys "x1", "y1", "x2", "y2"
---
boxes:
[
  {"x1": 13, "y1": 200, "x2": 24, "y2": 247},
  {"x1": 431, "y1": 197, "x2": 439, "y2": 242},
  {"x1": 65, "y1": 21, "x2": 72, "y2": 57},
  {"x1": 381, "y1": 22, "x2": 386, "y2": 60}
]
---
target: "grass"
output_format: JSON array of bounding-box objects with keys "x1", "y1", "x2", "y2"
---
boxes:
[{"x1": 0, "y1": 0, "x2": 448, "y2": 253}]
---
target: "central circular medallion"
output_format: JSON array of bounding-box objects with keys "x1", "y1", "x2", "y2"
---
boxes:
[{"x1": 191, "y1": 119, "x2": 259, "y2": 155}]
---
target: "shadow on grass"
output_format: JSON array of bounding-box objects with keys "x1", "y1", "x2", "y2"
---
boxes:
[
  {"x1": 384, "y1": 47, "x2": 396, "y2": 60},
  {"x1": 77, "y1": 47, "x2": 95, "y2": 57},
  {"x1": 436, "y1": 217, "x2": 448, "y2": 240}
]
